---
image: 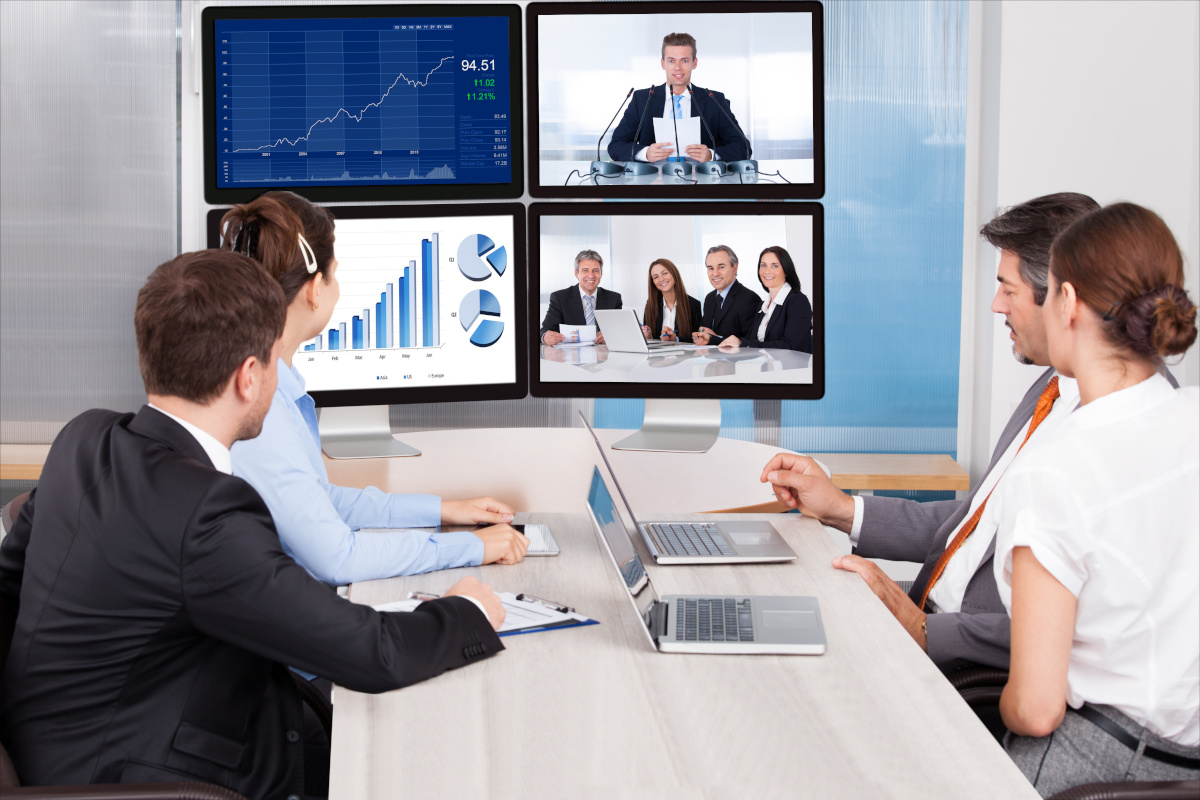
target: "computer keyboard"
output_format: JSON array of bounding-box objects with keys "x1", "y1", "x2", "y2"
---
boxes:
[
  {"x1": 647, "y1": 523, "x2": 733, "y2": 557},
  {"x1": 677, "y1": 597, "x2": 755, "y2": 642}
]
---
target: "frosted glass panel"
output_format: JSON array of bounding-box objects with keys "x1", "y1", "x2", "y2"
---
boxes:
[{"x1": 0, "y1": 0, "x2": 178, "y2": 443}]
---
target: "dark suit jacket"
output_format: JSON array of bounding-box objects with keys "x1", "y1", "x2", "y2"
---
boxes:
[
  {"x1": 540, "y1": 285, "x2": 622, "y2": 339},
  {"x1": 856, "y1": 366, "x2": 1179, "y2": 673},
  {"x1": 698, "y1": 280, "x2": 760, "y2": 344},
  {"x1": 643, "y1": 293, "x2": 702, "y2": 341},
  {"x1": 0, "y1": 407, "x2": 501, "y2": 796},
  {"x1": 740, "y1": 289, "x2": 813, "y2": 353},
  {"x1": 607, "y1": 84, "x2": 752, "y2": 162}
]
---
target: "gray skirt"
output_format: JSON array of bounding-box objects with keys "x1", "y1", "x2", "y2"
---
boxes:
[{"x1": 1004, "y1": 703, "x2": 1200, "y2": 798}]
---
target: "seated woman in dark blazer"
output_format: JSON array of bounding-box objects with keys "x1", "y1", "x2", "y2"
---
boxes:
[
  {"x1": 718, "y1": 246, "x2": 812, "y2": 353},
  {"x1": 640, "y1": 258, "x2": 703, "y2": 342}
]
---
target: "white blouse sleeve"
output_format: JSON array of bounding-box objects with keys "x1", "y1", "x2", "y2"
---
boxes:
[{"x1": 993, "y1": 464, "x2": 1091, "y2": 611}]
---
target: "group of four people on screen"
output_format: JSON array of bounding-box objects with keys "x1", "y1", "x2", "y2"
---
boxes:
[{"x1": 539, "y1": 243, "x2": 814, "y2": 354}]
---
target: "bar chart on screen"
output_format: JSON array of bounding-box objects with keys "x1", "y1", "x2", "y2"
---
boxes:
[{"x1": 297, "y1": 215, "x2": 516, "y2": 392}]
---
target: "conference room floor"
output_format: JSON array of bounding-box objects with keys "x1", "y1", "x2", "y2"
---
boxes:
[{"x1": 331, "y1": 511, "x2": 1038, "y2": 800}]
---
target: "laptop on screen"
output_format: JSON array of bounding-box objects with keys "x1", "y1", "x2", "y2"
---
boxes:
[{"x1": 579, "y1": 412, "x2": 796, "y2": 564}]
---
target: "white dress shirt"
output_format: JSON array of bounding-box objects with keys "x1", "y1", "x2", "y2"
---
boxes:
[
  {"x1": 635, "y1": 88, "x2": 720, "y2": 162},
  {"x1": 661, "y1": 299, "x2": 677, "y2": 333},
  {"x1": 756, "y1": 284, "x2": 791, "y2": 341},
  {"x1": 148, "y1": 403, "x2": 232, "y2": 475},
  {"x1": 847, "y1": 374, "x2": 1081, "y2": 615},
  {"x1": 992, "y1": 375, "x2": 1199, "y2": 746}
]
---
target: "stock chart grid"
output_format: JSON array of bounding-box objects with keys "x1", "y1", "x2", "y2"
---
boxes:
[{"x1": 213, "y1": 16, "x2": 511, "y2": 188}]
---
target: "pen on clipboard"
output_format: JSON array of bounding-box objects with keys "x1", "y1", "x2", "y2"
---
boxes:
[{"x1": 515, "y1": 593, "x2": 573, "y2": 613}]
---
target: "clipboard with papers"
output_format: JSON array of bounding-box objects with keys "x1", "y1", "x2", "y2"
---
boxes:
[{"x1": 373, "y1": 591, "x2": 598, "y2": 637}]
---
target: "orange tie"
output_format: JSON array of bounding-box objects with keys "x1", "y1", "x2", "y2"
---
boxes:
[{"x1": 919, "y1": 376, "x2": 1061, "y2": 611}]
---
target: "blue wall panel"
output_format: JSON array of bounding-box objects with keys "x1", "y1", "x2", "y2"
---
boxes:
[{"x1": 597, "y1": 0, "x2": 968, "y2": 460}]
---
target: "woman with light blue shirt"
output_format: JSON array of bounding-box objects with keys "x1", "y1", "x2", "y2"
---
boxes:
[{"x1": 220, "y1": 191, "x2": 529, "y2": 586}]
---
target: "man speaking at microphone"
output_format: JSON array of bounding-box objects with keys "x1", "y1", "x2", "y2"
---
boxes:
[{"x1": 607, "y1": 32, "x2": 752, "y2": 164}]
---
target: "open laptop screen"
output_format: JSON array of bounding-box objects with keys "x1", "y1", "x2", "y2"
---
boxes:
[{"x1": 587, "y1": 468, "x2": 658, "y2": 621}]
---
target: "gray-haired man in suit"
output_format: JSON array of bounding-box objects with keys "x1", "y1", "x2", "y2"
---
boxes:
[{"x1": 761, "y1": 193, "x2": 1109, "y2": 674}]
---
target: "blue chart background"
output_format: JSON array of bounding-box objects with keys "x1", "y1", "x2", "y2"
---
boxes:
[{"x1": 214, "y1": 16, "x2": 511, "y2": 188}]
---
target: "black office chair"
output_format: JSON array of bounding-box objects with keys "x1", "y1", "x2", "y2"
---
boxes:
[
  {"x1": 946, "y1": 664, "x2": 1200, "y2": 800},
  {"x1": 0, "y1": 493, "x2": 333, "y2": 798}
]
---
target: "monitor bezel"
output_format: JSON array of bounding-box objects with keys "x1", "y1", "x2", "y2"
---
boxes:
[
  {"x1": 525, "y1": 0, "x2": 825, "y2": 200},
  {"x1": 206, "y1": 201, "x2": 528, "y2": 408},
  {"x1": 528, "y1": 201, "x2": 825, "y2": 401},
  {"x1": 202, "y1": 3, "x2": 525, "y2": 205}
]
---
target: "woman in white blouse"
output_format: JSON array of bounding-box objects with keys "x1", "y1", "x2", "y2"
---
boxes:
[
  {"x1": 640, "y1": 258, "x2": 702, "y2": 342},
  {"x1": 992, "y1": 202, "x2": 1199, "y2": 796},
  {"x1": 718, "y1": 246, "x2": 813, "y2": 353}
]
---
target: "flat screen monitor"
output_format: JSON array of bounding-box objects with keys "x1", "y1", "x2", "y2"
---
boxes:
[
  {"x1": 529, "y1": 202, "x2": 824, "y2": 401},
  {"x1": 527, "y1": 1, "x2": 824, "y2": 199},
  {"x1": 202, "y1": 4, "x2": 523, "y2": 204},
  {"x1": 206, "y1": 202, "x2": 527, "y2": 408}
]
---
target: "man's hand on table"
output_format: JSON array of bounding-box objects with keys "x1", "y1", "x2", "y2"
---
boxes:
[
  {"x1": 444, "y1": 576, "x2": 506, "y2": 630},
  {"x1": 761, "y1": 453, "x2": 855, "y2": 533},
  {"x1": 442, "y1": 496, "x2": 515, "y2": 526},
  {"x1": 832, "y1": 555, "x2": 927, "y2": 650},
  {"x1": 476, "y1": 524, "x2": 530, "y2": 565}
]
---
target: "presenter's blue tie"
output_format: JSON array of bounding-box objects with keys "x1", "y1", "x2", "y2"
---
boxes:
[
  {"x1": 670, "y1": 94, "x2": 684, "y2": 162},
  {"x1": 583, "y1": 293, "x2": 595, "y2": 326}
]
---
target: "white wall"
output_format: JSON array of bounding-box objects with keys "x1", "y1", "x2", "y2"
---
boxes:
[{"x1": 961, "y1": 0, "x2": 1200, "y2": 480}]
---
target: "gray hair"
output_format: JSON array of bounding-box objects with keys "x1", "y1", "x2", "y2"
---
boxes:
[
  {"x1": 574, "y1": 249, "x2": 604, "y2": 271},
  {"x1": 705, "y1": 244, "x2": 738, "y2": 267},
  {"x1": 979, "y1": 192, "x2": 1099, "y2": 305}
]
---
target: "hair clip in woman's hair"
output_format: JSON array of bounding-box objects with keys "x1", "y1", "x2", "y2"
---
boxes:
[
  {"x1": 298, "y1": 233, "x2": 318, "y2": 274},
  {"x1": 1102, "y1": 301, "x2": 1122, "y2": 322}
]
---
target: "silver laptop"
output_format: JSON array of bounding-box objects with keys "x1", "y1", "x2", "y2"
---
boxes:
[
  {"x1": 580, "y1": 412, "x2": 797, "y2": 564},
  {"x1": 593, "y1": 308, "x2": 687, "y2": 353},
  {"x1": 586, "y1": 467, "x2": 826, "y2": 655}
]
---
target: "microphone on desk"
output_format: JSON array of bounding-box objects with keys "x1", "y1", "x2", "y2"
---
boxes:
[
  {"x1": 623, "y1": 86, "x2": 659, "y2": 176},
  {"x1": 707, "y1": 90, "x2": 758, "y2": 175},
  {"x1": 688, "y1": 85, "x2": 727, "y2": 176},
  {"x1": 661, "y1": 88, "x2": 693, "y2": 178},
  {"x1": 590, "y1": 87, "x2": 634, "y2": 177}
]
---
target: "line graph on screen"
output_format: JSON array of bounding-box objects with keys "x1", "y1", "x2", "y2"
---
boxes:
[{"x1": 233, "y1": 55, "x2": 456, "y2": 152}]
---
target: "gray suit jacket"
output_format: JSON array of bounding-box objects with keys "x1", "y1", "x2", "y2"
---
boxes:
[
  {"x1": 856, "y1": 369, "x2": 1054, "y2": 672},
  {"x1": 856, "y1": 366, "x2": 1178, "y2": 673}
]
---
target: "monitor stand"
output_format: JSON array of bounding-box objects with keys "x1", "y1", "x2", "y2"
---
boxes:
[
  {"x1": 610, "y1": 398, "x2": 721, "y2": 453},
  {"x1": 318, "y1": 405, "x2": 421, "y2": 459}
]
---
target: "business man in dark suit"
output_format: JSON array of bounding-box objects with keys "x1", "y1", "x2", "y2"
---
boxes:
[
  {"x1": 540, "y1": 249, "x2": 622, "y2": 346},
  {"x1": 607, "y1": 32, "x2": 751, "y2": 164},
  {"x1": 760, "y1": 193, "x2": 1116, "y2": 675},
  {"x1": 0, "y1": 250, "x2": 505, "y2": 797},
  {"x1": 691, "y1": 245, "x2": 760, "y2": 346}
]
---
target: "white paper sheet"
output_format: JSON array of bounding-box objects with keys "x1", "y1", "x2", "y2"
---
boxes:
[
  {"x1": 652, "y1": 116, "x2": 702, "y2": 156},
  {"x1": 373, "y1": 591, "x2": 591, "y2": 634},
  {"x1": 559, "y1": 324, "x2": 596, "y2": 343}
]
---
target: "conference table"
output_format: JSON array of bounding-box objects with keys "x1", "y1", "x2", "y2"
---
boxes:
[
  {"x1": 331, "y1": 509, "x2": 1038, "y2": 799},
  {"x1": 540, "y1": 343, "x2": 813, "y2": 384}
]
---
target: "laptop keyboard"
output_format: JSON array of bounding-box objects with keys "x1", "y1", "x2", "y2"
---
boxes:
[
  {"x1": 647, "y1": 523, "x2": 734, "y2": 557},
  {"x1": 677, "y1": 598, "x2": 755, "y2": 642}
]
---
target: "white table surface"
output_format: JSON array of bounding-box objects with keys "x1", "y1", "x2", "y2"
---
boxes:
[
  {"x1": 540, "y1": 343, "x2": 813, "y2": 384},
  {"x1": 330, "y1": 512, "x2": 1038, "y2": 800},
  {"x1": 323, "y1": 427, "x2": 793, "y2": 514}
]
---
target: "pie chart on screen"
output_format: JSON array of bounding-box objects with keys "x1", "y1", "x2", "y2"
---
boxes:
[
  {"x1": 457, "y1": 234, "x2": 507, "y2": 281},
  {"x1": 459, "y1": 289, "x2": 504, "y2": 347}
]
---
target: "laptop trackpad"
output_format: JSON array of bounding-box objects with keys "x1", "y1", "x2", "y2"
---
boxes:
[
  {"x1": 727, "y1": 529, "x2": 773, "y2": 546},
  {"x1": 762, "y1": 610, "x2": 818, "y2": 629}
]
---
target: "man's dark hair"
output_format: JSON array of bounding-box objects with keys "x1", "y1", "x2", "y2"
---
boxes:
[
  {"x1": 135, "y1": 249, "x2": 286, "y2": 403},
  {"x1": 980, "y1": 192, "x2": 1100, "y2": 304},
  {"x1": 661, "y1": 32, "x2": 697, "y2": 59}
]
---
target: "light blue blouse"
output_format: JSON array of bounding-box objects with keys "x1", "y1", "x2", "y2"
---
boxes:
[{"x1": 231, "y1": 360, "x2": 483, "y2": 585}]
